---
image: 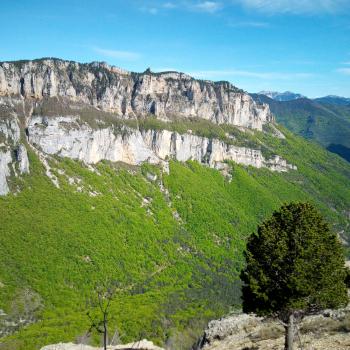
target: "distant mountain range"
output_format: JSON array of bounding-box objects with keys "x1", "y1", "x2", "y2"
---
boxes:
[
  {"x1": 313, "y1": 95, "x2": 350, "y2": 106},
  {"x1": 258, "y1": 91, "x2": 350, "y2": 106},
  {"x1": 251, "y1": 93, "x2": 350, "y2": 162},
  {"x1": 258, "y1": 91, "x2": 305, "y2": 102}
]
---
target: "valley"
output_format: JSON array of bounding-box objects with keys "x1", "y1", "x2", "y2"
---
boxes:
[{"x1": 0, "y1": 59, "x2": 349, "y2": 350}]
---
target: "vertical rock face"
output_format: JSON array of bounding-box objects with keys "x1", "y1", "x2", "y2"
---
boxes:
[
  {"x1": 27, "y1": 115, "x2": 295, "y2": 172},
  {"x1": 16, "y1": 144, "x2": 30, "y2": 174},
  {"x1": 0, "y1": 59, "x2": 273, "y2": 130},
  {"x1": 0, "y1": 116, "x2": 29, "y2": 195},
  {"x1": 0, "y1": 149, "x2": 12, "y2": 195}
]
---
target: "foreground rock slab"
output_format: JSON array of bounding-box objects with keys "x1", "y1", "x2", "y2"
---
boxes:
[
  {"x1": 198, "y1": 309, "x2": 350, "y2": 350},
  {"x1": 114, "y1": 339, "x2": 164, "y2": 349},
  {"x1": 40, "y1": 339, "x2": 164, "y2": 350}
]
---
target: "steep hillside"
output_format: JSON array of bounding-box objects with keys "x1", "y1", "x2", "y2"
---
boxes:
[
  {"x1": 0, "y1": 59, "x2": 349, "y2": 350},
  {"x1": 251, "y1": 93, "x2": 350, "y2": 162},
  {"x1": 314, "y1": 95, "x2": 350, "y2": 106}
]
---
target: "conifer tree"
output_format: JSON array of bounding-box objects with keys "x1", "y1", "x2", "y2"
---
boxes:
[{"x1": 241, "y1": 202, "x2": 348, "y2": 350}]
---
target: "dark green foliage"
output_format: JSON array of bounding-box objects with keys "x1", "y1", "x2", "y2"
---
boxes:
[{"x1": 241, "y1": 202, "x2": 348, "y2": 319}]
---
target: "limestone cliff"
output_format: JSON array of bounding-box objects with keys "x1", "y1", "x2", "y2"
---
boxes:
[
  {"x1": 0, "y1": 114, "x2": 29, "y2": 195},
  {"x1": 0, "y1": 58, "x2": 272, "y2": 130},
  {"x1": 27, "y1": 115, "x2": 295, "y2": 173},
  {"x1": 0, "y1": 58, "x2": 295, "y2": 196}
]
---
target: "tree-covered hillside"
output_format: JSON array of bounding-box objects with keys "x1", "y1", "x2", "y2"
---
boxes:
[
  {"x1": 0, "y1": 123, "x2": 349, "y2": 350},
  {"x1": 251, "y1": 94, "x2": 350, "y2": 162}
]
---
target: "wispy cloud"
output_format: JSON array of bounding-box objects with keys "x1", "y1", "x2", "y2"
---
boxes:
[
  {"x1": 228, "y1": 20, "x2": 270, "y2": 27},
  {"x1": 192, "y1": 1, "x2": 223, "y2": 13},
  {"x1": 140, "y1": 1, "x2": 222, "y2": 15},
  {"x1": 139, "y1": 6, "x2": 159, "y2": 14},
  {"x1": 93, "y1": 47, "x2": 140, "y2": 61},
  {"x1": 337, "y1": 68, "x2": 350, "y2": 75},
  {"x1": 139, "y1": 1, "x2": 177, "y2": 15},
  {"x1": 233, "y1": 0, "x2": 350, "y2": 15},
  {"x1": 154, "y1": 67, "x2": 179, "y2": 72},
  {"x1": 163, "y1": 2, "x2": 177, "y2": 9},
  {"x1": 188, "y1": 69, "x2": 314, "y2": 80}
]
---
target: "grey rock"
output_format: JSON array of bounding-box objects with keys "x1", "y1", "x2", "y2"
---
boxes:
[
  {"x1": 0, "y1": 149, "x2": 11, "y2": 195},
  {"x1": 198, "y1": 308, "x2": 350, "y2": 350},
  {"x1": 0, "y1": 115, "x2": 29, "y2": 195},
  {"x1": 16, "y1": 144, "x2": 30, "y2": 174},
  {"x1": 27, "y1": 115, "x2": 295, "y2": 172},
  {"x1": 40, "y1": 339, "x2": 164, "y2": 350},
  {"x1": 0, "y1": 59, "x2": 272, "y2": 130}
]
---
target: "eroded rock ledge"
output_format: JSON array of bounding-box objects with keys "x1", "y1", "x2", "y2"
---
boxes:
[{"x1": 28, "y1": 115, "x2": 295, "y2": 174}]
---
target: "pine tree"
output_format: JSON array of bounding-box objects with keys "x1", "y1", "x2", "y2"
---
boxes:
[{"x1": 240, "y1": 202, "x2": 348, "y2": 350}]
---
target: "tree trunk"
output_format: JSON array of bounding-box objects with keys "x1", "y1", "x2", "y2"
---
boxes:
[
  {"x1": 284, "y1": 313, "x2": 294, "y2": 350},
  {"x1": 103, "y1": 319, "x2": 108, "y2": 350}
]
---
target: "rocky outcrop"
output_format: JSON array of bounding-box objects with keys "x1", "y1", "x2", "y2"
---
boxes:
[
  {"x1": 114, "y1": 339, "x2": 164, "y2": 349},
  {"x1": 197, "y1": 309, "x2": 350, "y2": 350},
  {"x1": 0, "y1": 148, "x2": 12, "y2": 195},
  {"x1": 40, "y1": 339, "x2": 164, "y2": 350},
  {"x1": 0, "y1": 116, "x2": 29, "y2": 195},
  {"x1": 40, "y1": 344, "x2": 97, "y2": 350},
  {"x1": 0, "y1": 59, "x2": 273, "y2": 130},
  {"x1": 27, "y1": 115, "x2": 295, "y2": 172}
]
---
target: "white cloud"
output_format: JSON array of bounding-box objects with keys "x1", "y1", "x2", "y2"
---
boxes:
[
  {"x1": 192, "y1": 1, "x2": 223, "y2": 13},
  {"x1": 93, "y1": 47, "x2": 140, "y2": 61},
  {"x1": 139, "y1": 2, "x2": 177, "y2": 15},
  {"x1": 148, "y1": 7, "x2": 159, "y2": 14},
  {"x1": 188, "y1": 69, "x2": 314, "y2": 80},
  {"x1": 229, "y1": 20, "x2": 270, "y2": 27},
  {"x1": 163, "y1": 2, "x2": 177, "y2": 9},
  {"x1": 139, "y1": 6, "x2": 159, "y2": 14},
  {"x1": 233, "y1": 0, "x2": 349, "y2": 15},
  {"x1": 139, "y1": 1, "x2": 223, "y2": 15},
  {"x1": 154, "y1": 67, "x2": 179, "y2": 72},
  {"x1": 337, "y1": 68, "x2": 350, "y2": 75}
]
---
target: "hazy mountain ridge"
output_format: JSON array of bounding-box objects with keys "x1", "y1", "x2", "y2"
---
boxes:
[
  {"x1": 251, "y1": 93, "x2": 350, "y2": 162},
  {"x1": 314, "y1": 95, "x2": 350, "y2": 106},
  {"x1": 257, "y1": 91, "x2": 350, "y2": 105},
  {"x1": 258, "y1": 91, "x2": 305, "y2": 102}
]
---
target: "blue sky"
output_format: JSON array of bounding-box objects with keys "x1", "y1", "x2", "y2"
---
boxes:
[{"x1": 1, "y1": 0, "x2": 350, "y2": 97}]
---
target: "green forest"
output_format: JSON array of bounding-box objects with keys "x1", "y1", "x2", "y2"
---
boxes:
[{"x1": 0, "y1": 122, "x2": 349, "y2": 350}]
